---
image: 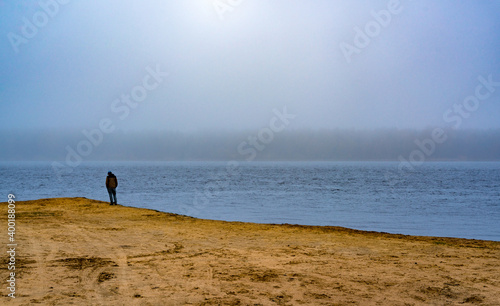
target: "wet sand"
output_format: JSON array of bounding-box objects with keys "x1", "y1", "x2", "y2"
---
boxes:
[{"x1": 1, "y1": 197, "x2": 499, "y2": 305}]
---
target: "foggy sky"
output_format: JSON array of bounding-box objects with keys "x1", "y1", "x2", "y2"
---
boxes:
[{"x1": 1, "y1": 0, "x2": 500, "y2": 132}]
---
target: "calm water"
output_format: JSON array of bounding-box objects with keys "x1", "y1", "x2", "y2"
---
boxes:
[{"x1": 1, "y1": 161, "x2": 499, "y2": 241}]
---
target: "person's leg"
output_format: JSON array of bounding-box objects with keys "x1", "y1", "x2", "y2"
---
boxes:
[
  {"x1": 111, "y1": 188, "x2": 117, "y2": 204},
  {"x1": 107, "y1": 188, "x2": 113, "y2": 204}
]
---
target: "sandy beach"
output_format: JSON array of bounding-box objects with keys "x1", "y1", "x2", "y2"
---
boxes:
[{"x1": 1, "y1": 197, "x2": 499, "y2": 305}]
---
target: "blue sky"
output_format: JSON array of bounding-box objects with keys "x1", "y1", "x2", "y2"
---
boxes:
[{"x1": 1, "y1": 0, "x2": 500, "y2": 132}]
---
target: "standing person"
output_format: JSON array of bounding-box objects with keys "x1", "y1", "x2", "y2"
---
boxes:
[{"x1": 105, "y1": 171, "x2": 118, "y2": 205}]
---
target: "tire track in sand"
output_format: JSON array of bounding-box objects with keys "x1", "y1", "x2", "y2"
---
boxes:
[
  {"x1": 62, "y1": 224, "x2": 136, "y2": 298},
  {"x1": 49, "y1": 223, "x2": 115, "y2": 303},
  {"x1": 24, "y1": 232, "x2": 61, "y2": 302},
  {"x1": 24, "y1": 223, "x2": 131, "y2": 304}
]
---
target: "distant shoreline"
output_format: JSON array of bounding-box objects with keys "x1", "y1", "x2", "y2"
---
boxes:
[
  {"x1": 2, "y1": 128, "x2": 500, "y2": 161},
  {"x1": 3, "y1": 159, "x2": 500, "y2": 163}
]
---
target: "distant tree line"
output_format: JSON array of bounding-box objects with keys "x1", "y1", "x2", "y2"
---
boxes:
[{"x1": 1, "y1": 128, "x2": 500, "y2": 161}]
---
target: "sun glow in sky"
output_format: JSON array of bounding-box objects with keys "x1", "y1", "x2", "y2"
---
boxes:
[{"x1": 1, "y1": 0, "x2": 499, "y2": 132}]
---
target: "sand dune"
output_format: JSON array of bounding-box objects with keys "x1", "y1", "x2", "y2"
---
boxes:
[{"x1": 1, "y1": 197, "x2": 499, "y2": 305}]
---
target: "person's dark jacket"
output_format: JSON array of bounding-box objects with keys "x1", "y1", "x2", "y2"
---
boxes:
[{"x1": 106, "y1": 174, "x2": 118, "y2": 189}]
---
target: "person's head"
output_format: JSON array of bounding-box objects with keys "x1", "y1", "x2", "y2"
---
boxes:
[{"x1": 108, "y1": 171, "x2": 112, "y2": 175}]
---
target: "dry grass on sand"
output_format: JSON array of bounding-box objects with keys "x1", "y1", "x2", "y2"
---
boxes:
[{"x1": 1, "y1": 197, "x2": 499, "y2": 305}]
